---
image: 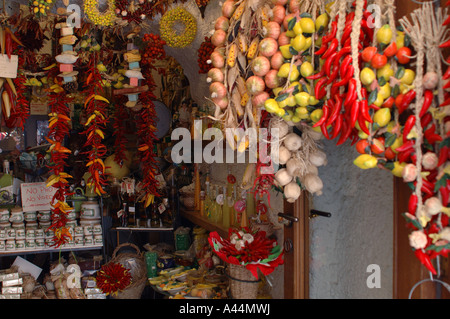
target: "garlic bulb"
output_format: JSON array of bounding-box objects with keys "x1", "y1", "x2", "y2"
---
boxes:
[
  {"x1": 284, "y1": 181, "x2": 301, "y2": 203},
  {"x1": 271, "y1": 119, "x2": 290, "y2": 139},
  {"x1": 302, "y1": 173, "x2": 323, "y2": 195},
  {"x1": 305, "y1": 163, "x2": 319, "y2": 176},
  {"x1": 283, "y1": 133, "x2": 302, "y2": 151},
  {"x1": 309, "y1": 149, "x2": 327, "y2": 167},
  {"x1": 278, "y1": 146, "x2": 291, "y2": 165},
  {"x1": 275, "y1": 168, "x2": 293, "y2": 186},
  {"x1": 286, "y1": 157, "x2": 302, "y2": 177}
]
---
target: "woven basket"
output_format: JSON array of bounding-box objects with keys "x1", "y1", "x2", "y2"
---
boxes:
[
  {"x1": 110, "y1": 243, "x2": 147, "y2": 299},
  {"x1": 226, "y1": 264, "x2": 260, "y2": 299}
]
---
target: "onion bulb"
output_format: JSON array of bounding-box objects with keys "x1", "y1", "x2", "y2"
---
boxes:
[
  {"x1": 278, "y1": 146, "x2": 291, "y2": 165},
  {"x1": 283, "y1": 133, "x2": 302, "y2": 151},
  {"x1": 275, "y1": 168, "x2": 293, "y2": 186},
  {"x1": 284, "y1": 181, "x2": 301, "y2": 203},
  {"x1": 302, "y1": 173, "x2": 323, "y2": 195},
  {"x1": 309, "y1": 149, "x2": 327, "y2": 167}
]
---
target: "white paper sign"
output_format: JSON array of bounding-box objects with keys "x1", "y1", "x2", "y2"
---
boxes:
[
  {"x1": 20, "y1": 182, "x2": 57, "y2": 212},
  {"x1": 0, "y1": 54, "x2": 18, "y2": 79}
]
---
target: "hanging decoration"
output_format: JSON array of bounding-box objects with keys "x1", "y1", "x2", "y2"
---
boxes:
[
  {"x1": 112, "y1": 96, "x2": 130, "y2": 167},
  {"x1": 159, "y1": 7, "x2": 197, "y2": 48},
  {"x1": 84, "y1": 0, "x2": 117, "y2": 27},
  {"x1": 114, "y1": 0, "x2": 153, "y2": 24},
  {"x1": 29, "y1": 0, "x2": 54, "y2": 17},
  {"x1": 208, "y1": 228, "x2": 284, "y2": 278},
  {"x1": 81, "y1": 52, "x2": 109, "y2": 197},
  {"x1": 198, "y1": 36, "x2": 214, "y2": 74},
  {"x1": 95, "y1": 262, "x2": 132, "y2": 295}
]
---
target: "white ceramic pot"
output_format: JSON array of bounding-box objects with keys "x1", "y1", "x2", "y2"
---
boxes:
[
  {"x1": 0, "y1": 210, "x2": 9, "y2": 222},
  {"x1": 79, "y1": 218, "x2": 101, "y2": 226},
  {"x1": 24, "y1": 212, "x2": 37, "y2": 222},
  {"x1": 9, "y1": 210, "x2": 24, "y2": 223},
  {"x1": 80, "y1": 201, "x2": 101, "y2": 219}
]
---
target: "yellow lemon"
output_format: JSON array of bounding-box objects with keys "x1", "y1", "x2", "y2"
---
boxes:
[
  {"x1": 353, "y1": 154, "x2": 378, "y2": 169},
  {"x1": 264, "y1": 98, "x2": 280, "y2": 113},
  {"x1": 289, "y1": 67, "x2": 300, "y2": 82},
  {"x1": 378, "y1": 83, "x2": 391, "y2": 100},
  {"x1": 295, "y1": 106, "x2": 308, "y2": 115},
  {"x1": 315, "y1": 13, "x2": 329, "y2": 31},
  {"x1": 391, "y1": 136, "x2": 403, "y2": 153},
  {"x1": 376, "y1": 24, "x2": 393, "y2": 45},
  {"x1": 279, "y1": 45, "x2": 293, "y2": 59},
  {"x1": 400, "y1": 69, "x2": 415, "y2": 85},
  {"x1": 300, "y1": 17, "x2": 315, "y2": 33},
  {"x1": 310, "y1": 108, "x2": 323, "y2": 123},
  {"x1": 294, "y1": 91, "x2": 310, "y2": 107},
  {"x1": 286, "y1": 95, "x2": 297, "y2": 107},
  {"x1": 293, "y1": 22, "x2": 303, "y2": 35},
  {"x1": 300, "y1": 61, "x2": 314, "y2": 78},
  {"x1": 377, "y1": 63, "x2": 394, "y2": 82},
  {"x1": 282, "y1": 110, "x2": 294, "y2": 121},
  {"x1": 391, "y1": 161, "x2": 406, "y2": 177},
  {"x1": 373, "y1": 108, "x2": 391, "y2": 127},
  {"x1": 273, "y1": 87, "x2": 283, "y2": 96},
  {"x1": 309, "y1": 95, "x2": 320, "y2": 105},
  {"x1": 291, "y1": 34, "x2": 306, "y2": 51},
  {"x1": 277, "y1": 63, "x2": 291, "y2": 78},
  {"x1": 360, "y1": 67, "x2": 376, "y2": 86},
  {"x1": 396, "y1": 31, "x2": 405, "y2": 48}
]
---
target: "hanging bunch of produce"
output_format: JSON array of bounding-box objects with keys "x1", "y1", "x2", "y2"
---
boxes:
[
  {"x1": 392, "y1": 2, "x2": 450, "y2": 275},
  {"x1": 115, "y1": 0, "x2": 190, "y2": 23},
  {"x1": 45, "y1": 22, "x2": 77, "y2": 247},
  {"x1": 81, "y1": 51, "x2": 110, "y2": 198},
  {"x1": 198, "y1": 36, "x2": 214, "y2": 74}
]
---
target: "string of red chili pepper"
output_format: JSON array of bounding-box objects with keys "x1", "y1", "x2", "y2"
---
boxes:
[
  {"x1": 46, "y1": 87, "x2": 74, "y2": 247},
  {"x1": 80, "y1": 51, "x2": 109, "y2": 197},
  {"x1": 311, "y1": 2, "x2": 373, "y2": 145}
]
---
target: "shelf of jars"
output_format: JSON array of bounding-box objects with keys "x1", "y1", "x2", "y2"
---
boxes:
[{"x1": 0, "y1": 245, "x2": 103, "y2": 257}]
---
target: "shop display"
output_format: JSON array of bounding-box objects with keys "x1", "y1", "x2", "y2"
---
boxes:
[{"x1": 0, "y1": 0, "x2": 446, "y2": 301}]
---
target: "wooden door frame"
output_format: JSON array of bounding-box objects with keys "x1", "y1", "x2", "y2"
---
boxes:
[{"x1": 283, "y1": 193, "x2": 309, "y2": 299}]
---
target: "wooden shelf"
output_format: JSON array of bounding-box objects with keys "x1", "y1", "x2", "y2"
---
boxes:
[
  {"x1": 180, "y1": 209, "x2": 228, "y2": 238},
  {"x1": 111, "y1": 227, "x2": 174, "y2": 232},
  {"x1": 0, "y1": 244, "x2": 103, "y2": 256}
]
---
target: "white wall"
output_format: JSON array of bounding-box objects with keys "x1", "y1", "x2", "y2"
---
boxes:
[{"x1": 309, "y1": 139, "x2": 394, "y2": 298}]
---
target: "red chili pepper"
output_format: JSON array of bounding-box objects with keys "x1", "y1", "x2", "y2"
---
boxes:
[
  {"x1": 326, "y1": 64, "x2": 340, "y2": 85},
  {"x1": 331, "y1": 113, "x2": 343, "y2": 139},
  {"x1": 345, "y1": 11, "x2": 356, "y2": 25},
  {"x1": 315, "y1": 77, "x2": 328, "y2": 100},
  {"x1": 320, "y1": 121, "x2": 330, "y2": 139},
  {"x1": 440, "y1": 185, "x2": 449, "y2": 206},
  {"x1": 408, "y1": 194, "x2": 418, "y2": 215},
  {"x1": 421, "y1": 179, "x2": 436, "y2": 194},
  {"x1": 340, "y1": 24, "x2": 353, "y2": 46},
  {"x1": 444, "y1": 12, "x2": 450, "y2": 25},
  {"x1": 443, "y1": 66, "x2": 450, "y2": 80},
  {"x1": 440, "y1": 96, "x2": 450, "y2": 107},
  {"x1": 336, "y1": 116, "x2": 351, "y2": 145},
  {"x1": 321, "y1": 38, "x2": 338, "y2": 60},
  {"x1": 439, "y1": 38, "x2": 450, "y2": 48},
  {"x1": 313, "y1": 104, "x2": 330, "y2": 128},
  {"x1": 419, "y1": 90, "x2": 434, "y2": 118},
  {"x1": 397, "y1": 90, "x2": 416, "y2": 114},
  {"x1": 321, "y1": 21, "x2": 337, "y2": 44},
  {"x1": 306, "y1": 70, "x2": 325, "y2": 80},
  {"x1": 402, "y1": 115, "x2": 416, "y2": 143},
  {"x1": 339, "y1": 54, "x2": 353, "y2": 79},
  {"x1": 420, "y1": 112, "x2": 433, "y2": 129},
  {"x1": 350, "y1": 100, "x2": 360, "y2": 128},
  {"x1": 360, "y1": 19, "x2": 374, "y2": 41},
  {"x1": 324, "y1": 51, "x2": 337, "y2": 76},
  {"x1": 360, "y1": 99, "x2": 373, "y2": 123},
  {"x1": 333, "y1": 65, "x2": 354, "y2": 88},
  {"x1": 315, "y1": 41, "x2": 329, "y2": 56},
  {"x1": 326, "y1": 95, "x2": 342, "y2": 126},
  {"x1": 344, "y1": 79, "x2": 357, "y2": 107},
  {"x1": 357, "y1": 112, "x2": 370, "y2": 135},
  {"x1": 334, "y1": 46, "x2": 352, "y2": 64},
  {"x1": 424, "y1": 123, "x2": 443, "y2": 144},
  {"x1": 414, "y1": 249, "x2": 437, "y2": 275},
  {"x1": 395, "y1": 140, "x2": 415, "y2": 153},
  {"x1": 438, "y1": 145, "x2": 449, "y2": 167},
  {"x1": 444, "y1": 80, "x2": 450, "y2": 90}
]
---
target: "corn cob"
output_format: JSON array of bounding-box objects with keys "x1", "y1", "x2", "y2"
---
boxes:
[
  {"x1": 227, "y1": 43, "x2": 238, "y2": 67},
  {"x1": 247, "y1": 38, "x2": 259, "y2": 59},
  {"x1": 236, "y1": 76, "x2": 247, "y2": 96},
  {"x1": 232, "y1": 2, "x2": 245, "y2": 21},
  {"x1": 237, "y1": 33, "x2": 248, "y2": 53}
]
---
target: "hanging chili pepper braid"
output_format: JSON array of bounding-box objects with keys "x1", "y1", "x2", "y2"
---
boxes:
[
  {"x1": 45, "y1": 88, "x2": 74, "y2": 247},
  {"x1": 81, "y1": 51, "x2": 109, "y2": 197}
]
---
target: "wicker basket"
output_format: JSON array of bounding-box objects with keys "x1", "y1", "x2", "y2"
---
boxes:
[
  {"x1": 110, "y1": 243, "x2": 147, "y2": 299},
  {"x1": 226, "y1": 264, "x2": 260, "y2": 299}
]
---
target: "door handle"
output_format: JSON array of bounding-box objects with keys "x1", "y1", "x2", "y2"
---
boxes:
[
  {"x1": 278, "y1": 212, "x2": 298, "y2": 227},
  {"x1": 309, "y1": 209, "x2": 332, "y2": 218}
]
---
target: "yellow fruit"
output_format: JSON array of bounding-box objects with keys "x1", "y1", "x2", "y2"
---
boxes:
[
  {"x1": 377, "y1": 63, "x2": 394, "y2": 81},
  {"x1": 376, "y1": 24, "x2": 393, "y2": 45},
  {"x1": 400, "y1": 69, "x2": 415, "y2": 85},
  {"x1": 280, "y1": 45, "x2": 293, "y2": 59},
  {"x1": 315, "y1": 13, "x2": 329, "y2": 31},
  {"x1": 303, "y1": 37, "x2": 313, "y2": 50},
  {"x1": 300, "y1": 17, "x2": 315, "y2": 33},
  {"x1": 300, "y1": 61, "x2": 314, "y2": 78},
  {"x1": 273, "y1": 87, "x2": 283, "y2": 96},
  {"x1": 309, "y1": 96, "x2": 320, "y2": 105},
  {"x1": 295, "y1": 106, "x2": 308, "y2": 115},
  {"x1": 311, "y1": 125, "x2": 321, "y2": 133},
  {"x1": 373, "y1": 108, "x2": 391, "y2": 127},
  {"x1": 293, "y1": 22, "x2": 303, "y2": 35},
  {"x1": 264, "y1": 98, "x2": 280, "y2": 113},
  {"x1": 291, "y1": 115, "x2": 301, "y2": 123},
  {"x1": 310, "y1": 109, "x2": 323, "y2": 123},
  {"x1": 286, "y1": 95, "x2": 297, "y2": 107},
  {"x1": 294, "y1": 92, "x2": 310, "y2": 107},
  {"x1": 277, "y1": 63, "x2": 291, "y2": 78},
  {"x1": 378, "y1": 83, "x2": 391, "y2": 100},
  {"x1": 360, "y1": 67, "x2": 376, "y2": 86},
  {"x1": 396, "y1": 31, "x2": 405, "y2": 48},
  {"x1": 289, "y1": 68, "x2": 300, "y2": 82},
  {"x1": 33, "y1": 1, "x2": 38, "y2": 5},
  {"x1": 358, "y1": 130, "x2": 369, "y2": 139},
  {"x1": 353, "y1": 154, "x2": 378, "y2": 169},
  {"x1": 391, "y1": 136, "x2": 403, "y2": 153},
  {"x1": 391, "y1": 161, "x2": 406, "y2": 177},
  {"x1": 291, "y1": 34, "x2": 306, "y2": 51},
  {"x1": 283, "y1": 110, "x2": 294, "y2": 121}
]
